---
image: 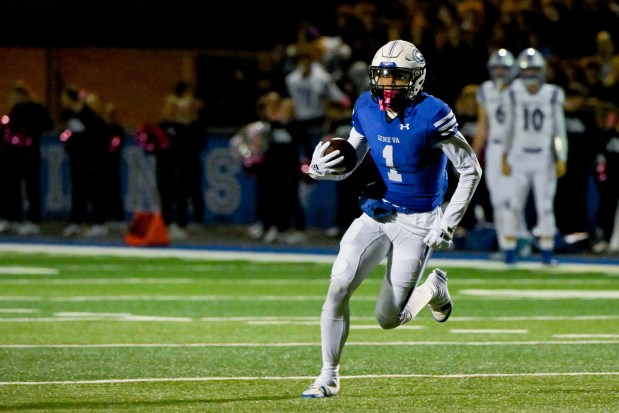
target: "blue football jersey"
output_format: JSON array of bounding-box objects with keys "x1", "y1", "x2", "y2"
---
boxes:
[{"x1": 352, "y1": 91, "x2": 457, "y2": 212}]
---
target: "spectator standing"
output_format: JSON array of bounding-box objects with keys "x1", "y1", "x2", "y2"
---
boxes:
[
  {"x1": 501, "y1": 48, "x2": 568, "y2": 265},
  {"x1": 593, "y1": 30, "x2": 615, "y2": 81},
  {"x1": 0, "y1": 81, "x2": 53, "y2": 235},
  {"x1": 285, "y1": 42, "x2": 352, "y2": 235},
  {"x1": 59, "y1": 85, "x2": 110, "y2": 237},
  {"x1": 231, "y1": 92, "x2": 310, "y2": 243},
  {"x1": 101, "y1": 102, "x2": 127, "y2": 228},
  {"x1": 229, "y1": 101, "x2": 270, "y2": 240},
  {"x1": 554, "y1": 82, "x2": 601, "y2": 250},
  {"x1": 593, "y1": 106, "x2": 619, "y2": 254},
  {"x1": 285, "y1": 43, "x2": 351, "y2": 145},
  {"x1": 157, "y1": 81, "x2": 207, "y2": 239}
]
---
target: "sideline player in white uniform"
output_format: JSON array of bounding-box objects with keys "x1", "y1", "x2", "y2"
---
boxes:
[
  {"x1": 502, "y1": 48, "x2": 568, "y2": 265},
  {"x1": 301, "y1": 40, "x2": 482, "y2": 398},
  {"x1": 473, "y1": 49, "x2": 528, "y2": 262}
]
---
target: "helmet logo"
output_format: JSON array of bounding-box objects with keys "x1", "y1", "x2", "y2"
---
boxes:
[{"x1": 413, "y1": 49, "x2": 425, "y2": 65}]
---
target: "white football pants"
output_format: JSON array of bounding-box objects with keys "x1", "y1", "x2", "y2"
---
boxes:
[
  {"x1": 318, "y1": 209, "x2": 440, "y2": 370},
  {"x1": 504, "y1": 150, "x2": 557, "y2": 250},
  {"x1": 485, "y1": 142, "x2": 528, "y2": 249}
]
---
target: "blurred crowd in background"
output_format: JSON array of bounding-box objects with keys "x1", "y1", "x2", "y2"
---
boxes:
[{"x1": 0, "y1": 0, "x2": 618, "y2": 255}]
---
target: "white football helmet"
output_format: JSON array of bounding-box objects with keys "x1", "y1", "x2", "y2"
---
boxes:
[
  {"x1": 487, "y1": 48, "x2": 515, "y2": 89},
  {"x1": 516, "y1": 48, "x2": 546, "y2": 88},
  {"x1": 369, "y1": 40, "x2": 426, "y2": 111}
]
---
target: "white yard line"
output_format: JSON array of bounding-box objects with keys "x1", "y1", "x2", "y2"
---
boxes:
[
  {"x1": 1, "y1": 340, "x2": 618, "y2": 348},
  {"x1": 1, "y1": 289, "x2": 618, "y2": 302},
  {"x1": 0, "y1": 278, "x2": 616, "y2": 285},
  {"x1": 0, "y1": 295, "x2": 331, "y2": 302},
  {"x1": 1, "y1": 371, "x2": 618, "y2": 386},
  {"x1": 0, "y1": 243, "x2": 618, "y2": 273},
  {"x1": 449, "y1": 329, "x2": 528, "y2": 334},
  {"x1": 0, "y1": 266, "x2": 58, "y2": 275},
  {"x1": 0, "y1": 278, "x2": 194, "y2": 284},
  {"x1": 1, "y1": 314, "x2": 618, "y2": 322},
  {"x1": 460, "y1": 289, "x2": 619, "y2": 298}
]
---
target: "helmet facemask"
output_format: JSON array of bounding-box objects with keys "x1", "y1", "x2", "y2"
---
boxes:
[
  {"x1": 369, "y1": 66, "x2": 424, "y2": 111},
  {"x1": 489, "y1": 66, "x2": 512, "y2": 89},
  {"x1": 368, "y1": 40, "x2": 426, "y2": 113},
  {"x1": 520, "y1": 68, "x2": 544, "y2": 89}
]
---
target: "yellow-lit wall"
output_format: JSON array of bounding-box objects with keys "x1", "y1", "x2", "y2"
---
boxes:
[
  {"x1": 0, "y1": 47, "x2": 49, "y2": 114},
  {"x1": 0, "y1": 47, "x2": 198, "y2": 130}
]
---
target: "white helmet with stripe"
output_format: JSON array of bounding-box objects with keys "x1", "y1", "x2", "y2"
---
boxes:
[
  {"x1": 369, "y1": 40, "x2": 426, "y2": 110},
  {"x1": 516, "y1": 48, "x2": 546, "y2": 88},
  {"x1": 487, "y1": 48, "x2": 516, "y2": 89}
]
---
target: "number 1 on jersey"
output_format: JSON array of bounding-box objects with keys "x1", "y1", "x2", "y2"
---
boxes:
[{"x1": 383, "y1": 145, "x2": 402, "y2": 182}]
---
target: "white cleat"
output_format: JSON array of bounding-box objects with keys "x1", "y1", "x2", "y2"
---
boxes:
[
  {"x1": 168, "y1": 223, "x2": 188, "y2": 240},
  {"x1": 262, "y1": 226, "x2": 279, "y2": 244},
  {"x1": 83, "y1": 224, "x2": 109, "y2": 237},
  {"x1": 62, "y1": 224, "x2": 82, "y2": 237},
  {"x1": 426, "y1": 268, "x2": 452, "y2": 322},
  {"x1": 247, "y1": 222, "x2": 264, "y2": 240},
  {"x1": 16, "y1": 221, "x2": 41, "y2": 236},
  {"x1": 301, "y1": 375, "x2": 340, "y2": 398}
]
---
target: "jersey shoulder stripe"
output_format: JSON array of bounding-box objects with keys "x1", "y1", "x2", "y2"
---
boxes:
[
  {"x1": 414, "y1": 93, "x2": 457, "y2": 137},
  {"x1": 435, "y1": 111, "x2": 457, "y2": 137}
]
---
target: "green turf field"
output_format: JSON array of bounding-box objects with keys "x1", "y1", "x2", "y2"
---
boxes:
[{"x1": 0, "y1": 248, "x2": 618, "y2": 412}]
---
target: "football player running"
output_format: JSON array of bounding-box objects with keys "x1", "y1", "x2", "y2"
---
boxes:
[
  {"x1": 302, "y1": 40, "x2": 482, "y2": 398},
  {"x1": 473, "y1": 49, "x2": 529, "y2": 263},
  {"x1": 501, "y1": 48, "x2": 568, "y2": 265}
]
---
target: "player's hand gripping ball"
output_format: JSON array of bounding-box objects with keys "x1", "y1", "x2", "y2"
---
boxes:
[{"x1": 324, "y1": 137, "x2": 357, "y2": 173}]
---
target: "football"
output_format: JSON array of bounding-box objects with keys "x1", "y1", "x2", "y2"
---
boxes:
[{"x1": 324, "y1": 137, "x2": 357, "y2": 173}]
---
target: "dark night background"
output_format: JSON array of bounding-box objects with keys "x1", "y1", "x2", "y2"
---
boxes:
[{"x1": 0, "y1": 0, "x2": 340, "y2": 49}]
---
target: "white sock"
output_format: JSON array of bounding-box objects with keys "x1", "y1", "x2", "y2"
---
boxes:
[
  {"x1": 320, "y1": 365, "x2": 339, "y2": 380},
  {"x1": 399, "y1": 283, "x2": 434, "y2": 324},
  {"x1": 320, "y1": 314, "x2": 348, "y2": 372}
]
